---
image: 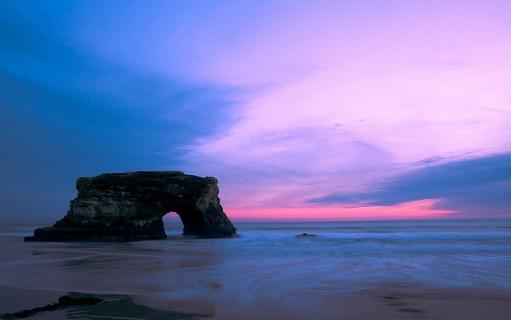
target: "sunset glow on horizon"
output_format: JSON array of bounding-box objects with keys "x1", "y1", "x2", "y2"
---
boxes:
[{"x1": 225, "y1": 199, "x2": 454, "y2": 221}]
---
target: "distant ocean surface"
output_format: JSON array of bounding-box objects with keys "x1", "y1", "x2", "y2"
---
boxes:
[{"x1": 1, "y1": 219, "x2": 511, "y2": 318}]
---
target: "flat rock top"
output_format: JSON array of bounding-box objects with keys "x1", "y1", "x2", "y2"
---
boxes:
[
  {"x1": 76, "y1": 171, "x2": 218, "y2": 191},
  {"x1": 97, "y1": 171, "x2": 185, "y2": 176}
]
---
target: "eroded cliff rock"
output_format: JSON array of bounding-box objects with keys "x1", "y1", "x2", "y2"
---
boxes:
[{"x1": 25, "y1": 171, "x2": 236, "y2": 241}]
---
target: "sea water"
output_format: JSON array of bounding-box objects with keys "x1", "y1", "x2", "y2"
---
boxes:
[{"x1": 1, "y1": 219, "x2": 510, "y2": 318}]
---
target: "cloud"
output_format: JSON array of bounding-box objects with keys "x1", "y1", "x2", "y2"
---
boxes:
[
  {"x1": 309, "y1": 152, "x2": 511, "y2": 217},
  {"x1": 180, "y1": 0, "x2": 511, "y2": 216},
  {"x1": 2, "y1": 1, "x2": 511, "y2": 220}
]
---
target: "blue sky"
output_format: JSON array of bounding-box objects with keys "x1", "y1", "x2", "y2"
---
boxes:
[{"x1": 1, "y1": 1, "x2": 239, "y2": 222}]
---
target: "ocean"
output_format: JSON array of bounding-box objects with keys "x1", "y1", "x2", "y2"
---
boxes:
[{"x1": 1, "y1": 219, "x2": 511, "y2": 319}]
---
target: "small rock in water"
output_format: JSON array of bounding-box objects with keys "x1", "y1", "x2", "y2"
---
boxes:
[{"x1": 297, "y1": 232, "x2": 317, "y2": 237}]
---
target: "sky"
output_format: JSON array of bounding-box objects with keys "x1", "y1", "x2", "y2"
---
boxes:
[{"x1": 1, "y1": 0, "x2": 510, "y2": 223}]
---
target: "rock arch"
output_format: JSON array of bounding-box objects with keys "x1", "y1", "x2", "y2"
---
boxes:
[{"x1": 26, "y1": 171, "x2": 236, "y2": 241}]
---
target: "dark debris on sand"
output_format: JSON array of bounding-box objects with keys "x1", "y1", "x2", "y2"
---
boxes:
[{"x1": 1, "y1": 295, "x2": 102, "y2": 319}]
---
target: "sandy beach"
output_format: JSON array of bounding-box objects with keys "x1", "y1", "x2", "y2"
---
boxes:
[{"x1": 132, "y1": 284, "x2": 511, "y2": 320}]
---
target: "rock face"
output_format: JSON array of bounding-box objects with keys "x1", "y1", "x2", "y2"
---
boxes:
[{"x1": 25, "y1": 171, "x2": 236, "y2": 241}]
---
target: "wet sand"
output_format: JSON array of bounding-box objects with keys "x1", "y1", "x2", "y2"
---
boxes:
[
  {"x1": 358, "y1": 285, "x2": 511, "y2": 320},
  {"x1": 2, "y1": 284, "x2": 510, "y2": 320}
]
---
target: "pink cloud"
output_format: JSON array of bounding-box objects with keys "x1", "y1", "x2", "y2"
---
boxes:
[{"x1": 183, "y1": 1, "x2": 511, "y2": 218}]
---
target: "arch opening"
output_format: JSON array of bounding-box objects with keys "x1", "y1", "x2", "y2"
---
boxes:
[
  {"x1": 163, "y1": 212, "x2": 184, "y2": 236},
  {"x1": 157, "y1": 203, "x2": 206, "y2": 237}
]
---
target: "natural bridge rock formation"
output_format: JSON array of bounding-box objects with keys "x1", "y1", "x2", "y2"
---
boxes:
[{"x1": 25, "y1": 171, "x2": 236, "y2": 241}]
